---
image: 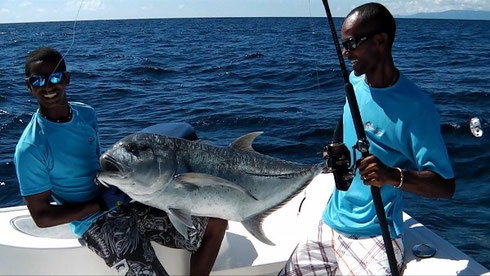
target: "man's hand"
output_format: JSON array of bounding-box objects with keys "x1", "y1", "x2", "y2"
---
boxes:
[
  {"x1": 357, "y1": 155, "x2": 399, "y2": 188},
  {"x1": 99, "y1": 186, "x2": 132, "y2": 211}
]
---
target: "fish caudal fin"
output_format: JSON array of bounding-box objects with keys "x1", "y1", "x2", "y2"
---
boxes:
[
  {"x1": 242, "y1": 214, "x2": 275, "y2": 246},
  {"x1": 241, "y1": 163, "x2": 324, "y2": 246}
]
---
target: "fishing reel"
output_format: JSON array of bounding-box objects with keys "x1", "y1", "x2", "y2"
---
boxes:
[{"x1": 323, "y1": 142, "x2": 355, "y2": 191}]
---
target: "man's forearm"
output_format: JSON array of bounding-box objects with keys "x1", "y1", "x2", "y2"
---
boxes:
[
  {"x1": 28, "y1": 200, "x2": 101, "y2": 228},
  {"x1": 388, "y1": 168, "x2": 455, "y2": 198}
]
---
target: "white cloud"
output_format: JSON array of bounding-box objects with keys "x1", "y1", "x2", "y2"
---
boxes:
[
  {"x1": 66, "y1": 0, "x2": 105, "y2": 12},
  {"x1": 384, "y1": 0, "x2": 490, "y2": 15},
  {"x1": 18, "y1": 2, "x2": 32, "y2": 8},
  {"x1": 1, "y1": 8, "x2": 9, "y2": 12},
  {"x1": 82, "y1": 0, "x2": 104, "y2": 11},
  {"x1": 179, "y1": 4, "x2": 185, "y2": 9}
]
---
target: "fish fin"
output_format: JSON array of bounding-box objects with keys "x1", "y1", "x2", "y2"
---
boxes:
[
  {"x1": 175, "y1": 173, "x2": 258, "y2": 200},
  {"x1": 242, "y1": 170, "x2": 321, "y2": 246},
  {"x1": 195, "y1": 139, "x2": 213, "y2": 145},
  {"x1": 174, "y1": 179, "x2": 200, "y2": 192},
  {"x1": 167, "y1": 212, "x2": 191, "y2": 240},
  {"x1": 229, "y1": 132, "x2": 263, "y2": 152},
  {"x1": 242, "y1": 214, "x2": 275, "y2": 246},
  {"x1": 168, "y1": 208, "x2": 195, "y2": 230}
]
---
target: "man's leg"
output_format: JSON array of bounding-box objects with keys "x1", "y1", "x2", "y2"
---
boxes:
[
  {"x1": 279, "y1": 219, "x2": 339, "y2": 276},
  {"x1": 139, "y1": 203, "x2": 227, "y2": 276},
  {"x1": 190, "y1": 218, "x2": 227, "y2": 276},
  {"x1": 333, "y1": 232, "x2": 404, "y2": 275},
  {"x1": 82, "y1": 204, "x2": 169, "y2": 276}
]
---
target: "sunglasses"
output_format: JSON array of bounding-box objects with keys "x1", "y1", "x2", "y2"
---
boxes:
[
  {"x1": 342, "y1": 32, "x2": 379, "y2": 52},
  {"x1": 27, "y1": 72, "x2": 66, "y2": 88}
]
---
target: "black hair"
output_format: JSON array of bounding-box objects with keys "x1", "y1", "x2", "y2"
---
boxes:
[
  {"x1": 347, "y1": 2, "x2": 396, "y2": 47},
  {"x1": 25, "y1": 47, "x2": 66, "y2": 76}
]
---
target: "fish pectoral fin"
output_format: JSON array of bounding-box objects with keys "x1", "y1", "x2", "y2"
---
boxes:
[
  {"x1": 167, "y1": 214, "x2": 191, "y2": 240},
  {"x1": 174, "y1": 173, "x2": 258, "y2": 201},
  {"x1": 229, "y1": 132, "x2": 263, "y2": 152},
  {"x1": 168, "y1": 208, "x2": 195, "y2": 230}
]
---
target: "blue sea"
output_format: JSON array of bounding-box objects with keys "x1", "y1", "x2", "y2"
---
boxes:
[{"x1": 0, "y1": 17, "x2": 489, "y2": 268}]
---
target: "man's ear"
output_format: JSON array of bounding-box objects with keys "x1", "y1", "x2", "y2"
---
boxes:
[
  {"x1": 375, "y1": 33, "x2": 389, "y2": 50},
  {"x1": 64, "y1": 72, "x2": 70, "y2": 86},
  {"x1": 25, "y1": 79, "x2": 33, "y2": 94}
]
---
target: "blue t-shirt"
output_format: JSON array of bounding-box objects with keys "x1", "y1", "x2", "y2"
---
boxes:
[
  {"x1": 14, "y1": 102, "x2": 104, "y2": 237},
  {"x1": 322, "y1": 72, "x2": 454, "y2": 238}
]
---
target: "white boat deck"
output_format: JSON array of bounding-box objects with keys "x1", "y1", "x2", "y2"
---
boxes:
[{"x1": 0, "y1": 174, "x2": 488, "y2": 275}]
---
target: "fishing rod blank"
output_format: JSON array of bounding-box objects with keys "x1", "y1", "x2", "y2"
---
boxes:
[{"x1": 320, "y1": 0, "x2": 400, "y2": 275}]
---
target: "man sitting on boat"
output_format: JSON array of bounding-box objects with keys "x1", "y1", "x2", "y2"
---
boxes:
[
  {"x1": 279, "y1": 3, "x2": 455, "y2": 275},
  {"x1": 14, "y1": 47, "x2": 227, "y2": 276}
]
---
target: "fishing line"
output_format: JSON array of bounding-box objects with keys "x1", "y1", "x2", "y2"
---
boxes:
[
  {"x1": 52, "y1": 0, "x2": 84, "y2": 74},
  {"x1": 42, "y1": 0, "x2": 84, "y2": 104},
  {"x1": 307, "y1": 0, "x2": 322, "y2": 92}
]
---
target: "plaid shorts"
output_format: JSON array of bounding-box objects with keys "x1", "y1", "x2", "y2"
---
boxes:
[
  {"x1": 279, "y1": 219, "x2": 404, "y2": 276},
  {"x1": 82, "y1": 202, "x2": 208, "y2": 276}
]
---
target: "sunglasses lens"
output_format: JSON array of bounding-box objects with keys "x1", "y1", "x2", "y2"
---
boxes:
[
  {"x1": 49, "y1": 72, "x2": 64, "y2": 84},
  {"x1": 29, "y1": 76, "x2": 45, "y2": 87},
  {"x1": 342, "y1": 40, "x2": 352, "y2": 51},
  {"x1": 28, "y1": 72, "x2": 64, "y2": 87}
]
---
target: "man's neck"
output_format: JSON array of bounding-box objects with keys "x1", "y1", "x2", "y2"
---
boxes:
[
  {"x1": 365, "y1": 59, "x2": 398, "y2": 88},
  {"x1": 39, "y1": 104, "x2": 72, "y2": 123}
]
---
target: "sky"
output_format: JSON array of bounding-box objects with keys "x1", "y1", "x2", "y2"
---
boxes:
[{"x1": 0, "y1": 0, "x2": 489, "y2": 24}]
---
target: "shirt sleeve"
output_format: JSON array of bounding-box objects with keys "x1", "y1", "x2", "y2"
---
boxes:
[
  {"x1": 409, "y1": 105, "x2": 454, "y2": 179},
  {"x1": 14, "y1": 143, "x2": 52, "y2": 196}
]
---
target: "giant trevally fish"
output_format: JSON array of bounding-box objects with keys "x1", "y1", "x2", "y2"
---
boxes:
[{"x1": 96, "y1": 132, "x2": 325, "y2": 245}]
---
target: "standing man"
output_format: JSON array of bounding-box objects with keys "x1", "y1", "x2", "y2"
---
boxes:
[
  {"x1": 280, "y1": 3, "x2": 455, "y2": 275},
  {"x1": 15, "y1": 47, "x2": 227, "y2": 276}
]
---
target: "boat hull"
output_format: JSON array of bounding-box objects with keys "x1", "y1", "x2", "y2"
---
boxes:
[{"x1": 0, "y1": 174, "x2": 488, "y2": 275}]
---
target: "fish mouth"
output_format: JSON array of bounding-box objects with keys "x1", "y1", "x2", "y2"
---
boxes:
[
  {"x1": 95, "y1": 172, "x2": 110, "y2": 188},
  {"x1": 100, "y1": 154, "x2": 130, "y2": 175},
  {"x1": 96, "y1": 154, "x2": 131, "y2": 187}
]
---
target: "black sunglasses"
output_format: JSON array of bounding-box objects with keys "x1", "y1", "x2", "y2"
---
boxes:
[
  {"x1": 26, "y1": 72, "x2": 67, "y2": 88},
  {"x1": 342, "y1": 32, "x2": 380, "y2": 52}
]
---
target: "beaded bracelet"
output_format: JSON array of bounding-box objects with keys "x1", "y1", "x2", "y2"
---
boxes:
[{"x1": 394, "y1": 167, "x2": 404, "y2": 189}]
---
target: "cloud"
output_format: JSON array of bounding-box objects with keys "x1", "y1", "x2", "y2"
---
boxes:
[
  {"x1": 82, "y1": 0, "x2": 105, "y2": 11},
  {"x1": 18, "y1": 2, "x2": 32, "y2": 8},
  {"x1": 66, "y1": 0, "x2": 105, "y2": 12},
  {"x1": 385, "y1": 0, "x2": 490, "y2": 15},
  {"x1": 1, "y1": 8, "x2": 9, "y2": 13}
]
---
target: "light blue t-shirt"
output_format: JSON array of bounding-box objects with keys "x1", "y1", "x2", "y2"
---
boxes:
[
  {"x1": 322, "y1": 72, "x2": 454, "y2": 238},
  {"x1": 14, "y1": 102, "x2": 104, "y2": 237}
]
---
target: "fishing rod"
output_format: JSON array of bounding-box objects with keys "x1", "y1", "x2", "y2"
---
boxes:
[{"x1": 320, "y1": 1, "x2": 400, "y2": 275}]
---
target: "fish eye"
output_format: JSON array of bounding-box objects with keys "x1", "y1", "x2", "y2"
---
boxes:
[
  {"x1": 125, "y1": 143, "x2": 139, "y2": 156},
  {"x1": 138, "y1": 144, "x2": 152, "y2": 153}
]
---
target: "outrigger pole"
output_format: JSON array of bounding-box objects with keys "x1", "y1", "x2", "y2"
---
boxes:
[{"x1": 320, "y1": 1, "x2": 400, "y2": 275}]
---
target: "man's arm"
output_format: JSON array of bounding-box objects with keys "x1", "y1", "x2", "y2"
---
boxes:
[
  {"x1": 24, "y1": 190, "x2": 101, "y2": 228},
  {"x1": 357, "y1": 155, "x2": 455, "y2": 199}
]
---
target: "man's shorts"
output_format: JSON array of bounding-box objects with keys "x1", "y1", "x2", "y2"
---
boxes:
[
  {"x1": 82, "y1": 202, "x2": 208, "y2": 276},
  {"x1": 279, "y1": 219, "x2": 404, "y2": 276}
]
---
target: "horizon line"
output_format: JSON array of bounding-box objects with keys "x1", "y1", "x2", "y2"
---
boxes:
[{"x1": 1, "y1": 14, "x2": 489, "y2": 25}]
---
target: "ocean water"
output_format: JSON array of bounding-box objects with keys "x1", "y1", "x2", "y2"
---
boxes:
[{"x1": 0, "y1": 17, "x2": 488, "y2": 268}]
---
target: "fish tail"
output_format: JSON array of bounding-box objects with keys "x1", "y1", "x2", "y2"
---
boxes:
[
  {"x1": 241, "y1": 166, "x2": 322, "y2": 245},
  {"x1": 242, "y1": 214, "x2": 275, "y2": 246}
]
